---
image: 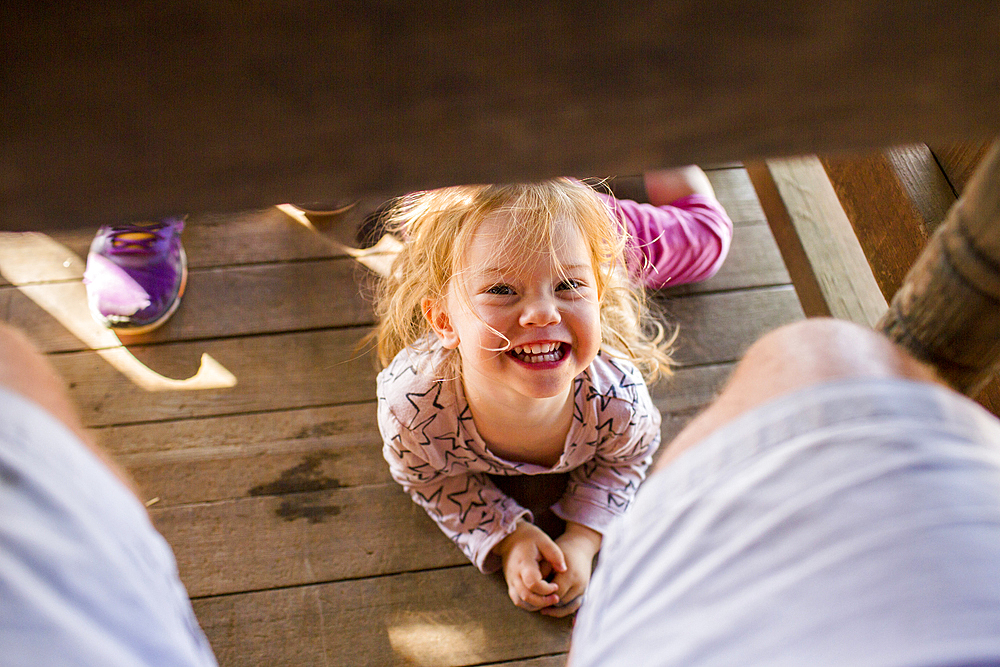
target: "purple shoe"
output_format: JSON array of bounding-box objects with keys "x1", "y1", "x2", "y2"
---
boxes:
[{"x1": 83, "y1": 217, "x2": 187, "y2": 333}]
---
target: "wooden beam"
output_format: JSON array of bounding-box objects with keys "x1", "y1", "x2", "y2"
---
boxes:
[
  {"x1": 747, "y1": 157, "x2": 887, "y2": 327},
  {"x1": 2, "y1": 1, "x2": 1000, "y2": 230},
  {"x1": 822, "y1": 144, "x2": 1000, "y2": 413}
]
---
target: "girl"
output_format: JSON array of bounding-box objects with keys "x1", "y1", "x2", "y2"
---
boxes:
[{"x1": 374, "y1": 167, "x2": 732, "y2": 617}]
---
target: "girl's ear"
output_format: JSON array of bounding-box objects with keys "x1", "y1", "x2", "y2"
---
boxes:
[{"x1": 422, "y1": 297, "x2": 460, "y2": 349}]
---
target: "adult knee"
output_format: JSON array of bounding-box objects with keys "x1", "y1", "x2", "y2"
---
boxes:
[
  {"x1": 655, "y1": 319, "x2": 941, "y2": 471},
  {"x1": 739, "y1": 318, "x2": 939, "y2": 391}
]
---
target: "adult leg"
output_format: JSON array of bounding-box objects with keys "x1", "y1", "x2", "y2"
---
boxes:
[
  {"x1": 0, "y1": 322, "x2": 139, "y2": 496},
  {"x1": 655, "y1": 317, "x2": 941, "y2": 471},
  {"x1": 572, "y1": 319, "x2": 1000, "y2": 666},
  {"x1": 0, "y1": 321, "x2": 217, "y2": 666}
]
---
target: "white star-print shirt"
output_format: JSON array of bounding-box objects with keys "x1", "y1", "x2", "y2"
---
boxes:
[{"x1": 377, "y1": 337, "x2": 662, "y2": 573}]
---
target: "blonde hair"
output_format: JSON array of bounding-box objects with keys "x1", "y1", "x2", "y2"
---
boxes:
[{"x1": 372, "y1": 178, "x2": 673, "y2": 383}]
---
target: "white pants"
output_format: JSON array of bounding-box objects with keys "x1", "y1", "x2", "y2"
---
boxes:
[
  {"x1": 0, "y1": 388, "x2": 216, "y2": 667},
  {"x1": 572, "y1": 378, "x2": 1000, "y2": 667}
]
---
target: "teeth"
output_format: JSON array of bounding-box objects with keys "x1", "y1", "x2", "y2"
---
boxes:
[
  {"x1": 510, "y1": 342, "x2": 565, "y2": 363},
  {"x1": 512, "y1": 342, "x2": 559, "y2": 355}
]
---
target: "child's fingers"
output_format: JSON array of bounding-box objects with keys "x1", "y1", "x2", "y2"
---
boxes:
[
  {"x1": 521, "y1": 560, "x2": 559, "y2": 598},
  {"x1": 509, "y1": 575, "x2": 559, "y2": 611},
  {"x1": 545, "y1": 565, "x2": 588, "y2": 616},
  {"x1": 513, "y1": 588, "x2": 559, "y2": 611},
  {"x1": 506, "y1": 556, "x2": 558, "y2": 611},
  {"x1": 536, "y1": 535, "x2": 567, "y2": 573},
  {"x1": 540, "y1": 594, "x2": 584, "y2": 618},
  {"x1": 552, "y1": 566, "x2": 584, "y2": 599}
]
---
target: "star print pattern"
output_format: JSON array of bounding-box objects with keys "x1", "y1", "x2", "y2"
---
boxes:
[{"x1": 376, "y1": 338, "x2": 661, "y2": 573}]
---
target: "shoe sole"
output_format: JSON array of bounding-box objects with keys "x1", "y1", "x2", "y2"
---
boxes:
[{"x1": 104, "y1": 248, "x2": 188, "y2": 335}]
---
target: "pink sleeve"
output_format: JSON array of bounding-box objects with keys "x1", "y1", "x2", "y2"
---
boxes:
[{"x1": 599, "y1": 193, "x2": 734, "y2": 289}]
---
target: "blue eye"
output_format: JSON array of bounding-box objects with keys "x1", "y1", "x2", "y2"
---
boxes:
[
  {"x1": 557, "y1": 279, "x2": 582, "y2": 291},
  {"x1": 486, "y1": 284, "x2": 515, "y2": 295}
]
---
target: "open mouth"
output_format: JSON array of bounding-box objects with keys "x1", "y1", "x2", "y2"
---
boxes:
[{"x1": 508, "y1": 342, "x2": 568, "y2": 364}]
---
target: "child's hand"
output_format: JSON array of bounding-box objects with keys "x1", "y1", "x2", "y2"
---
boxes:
[
  {"x1": 540, "y1": 522, "x2": 603, "y2": 618},
  {"x1": 494, "y1": 521, "x2": 567, "y2": 611}
]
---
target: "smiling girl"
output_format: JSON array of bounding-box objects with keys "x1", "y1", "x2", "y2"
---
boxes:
[{"x1": 374, "y1": 168, "x2": 731, "y2": 616}]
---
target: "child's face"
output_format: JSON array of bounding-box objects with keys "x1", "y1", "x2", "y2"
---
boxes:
[{"x1": 428, "y1": 211, "x2": 602, "y2": 403}]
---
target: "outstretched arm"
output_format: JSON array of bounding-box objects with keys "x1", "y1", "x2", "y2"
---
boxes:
[
  {"x1": 643, "y1": 165, "x2": 716, "y2": 205},
  {"x1": 600, "y1": 166, "x2": 733, "y2": 288}
]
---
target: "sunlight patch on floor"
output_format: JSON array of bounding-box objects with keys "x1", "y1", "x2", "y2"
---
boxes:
[
  {"x1": 276, "y1": 203, "x2": 402, "y2": 277},
  {"x1": 386, "y1": 611, "x2": 486, "y2": 667},
  {"x1": 0, "y1": 232, "x2": 237, "y2": 391}
]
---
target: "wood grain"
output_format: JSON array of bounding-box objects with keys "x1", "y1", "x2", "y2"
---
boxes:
[
  {"x1": 152, "y1": 483, "x2": 469, "y2": 597},
  {"x1": 0, "y1": 221, "x2": 785, "y2": 354},
  {"x1": 109, "y1": 402, "x2": 388, "y2": 506},
  {"x1": 706, "y1": 168, "x2": 768, "y2": 228},
  {"x1": 0, "y1": 166, "x2": 800, "y2": 667},
  {"x1": 108, "y1": 359, "x2": 733, "y2": 507},
  {"x1": 4, "y1": 2, "x2": 999, "y2": 230},
  {"x1": 659, "y1": 286, "x2": 805, "y2": 366},
  {"x1": 1, "y1": 259, "x2": 373, "y2": 353},
  {"x1": 879, "y1": 142, "x2": 1000, "y2": 395},
  {"x1": 53, "y1": 327, "x2": 378, "y2": 427},
  {"x1": 883, "y1": 145, "x2": 956, "y2": 234},
  {"x1": 46, "y1": 286, "x2": 795, "y2": 429},
  {"x1": 747, "y1": 157, "x2": 887, "y2": 326},
  {"x1": 820, "y1": 150, "x2": 933, "y2": 299},
  {"x1": 820, "y1": 144, "x2": 1000, "y2": 413},
  {"x1": 192, "y1": 567, "x2": 572, "y2": 667},
  {"x1": 930, "y1": 140, "x2": 998, "y2": 196}
]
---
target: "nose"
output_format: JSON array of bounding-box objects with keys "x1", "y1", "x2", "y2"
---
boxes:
[{"x1": 519, "y1": 292, "x2": 561, "y2": 328}]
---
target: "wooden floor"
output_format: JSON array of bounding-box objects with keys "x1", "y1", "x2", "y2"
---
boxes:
[{"x1": 0, "y1": 166, "x2": 803, "y2": 666}]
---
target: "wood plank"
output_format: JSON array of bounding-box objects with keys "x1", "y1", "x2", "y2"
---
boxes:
[
  {"x1": 1, "y1": 221, "x2": 788, "y2": 353},
  {"x1": 53, "y1": 327, "x2": 377, "y2": 427},
  {"x1": 706, "y1": 168, "x2": 768, "y2": 227},
  {"x1": 192, "y1": 567, "x2": 571, "y2": 667},
  {"x1": 107, "y1": 402, "x2": 388, "y2": 506},
  {"x1": 821, "y1": 146, "x2": 1000, "y2": 416},
  {"x1": 9, "y1": 208, "x2": 353, "y2": 277},
  {"x1": 820, "y1": 150, "x2": 933, "y2": 299},
  {"x1": 747, "y1": 157, "x2": 887, "y2": 327},
  {"x1": 102, "y1": 357, "x2": 733, "y2": 507},
  {"x1": 152, "y1": 483, "x2": 468, "y2": 598},
  {"x1": 883, "y1": 145, "x2": 956, "y2": 234},
  {"x1": 0, "y1": 165, "x2": 764, "y2": 289},
  {"x1": 658, "y1": 286, "x2": 805, "y2": 366},
  {"x1": 49, "y1": 288, "x2": 797, "y2": 428},
  {"x1": 4, "y1": 2, "x2": 1000, "y2": 230},
  {"x1": 1, "y1": 259, "x2": 373, "y2": 353}
]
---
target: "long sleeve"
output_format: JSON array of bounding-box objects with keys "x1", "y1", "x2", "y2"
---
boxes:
[
  {"x1": 599, "y1": 192, "x2": 734, "y2": 289},
  {"x1": 554, "y1": 419, "x2": 660, "y2": 534},
  {"x1": 551, "y1": 355, "x2": 663, "y2": 533},
  {"x1": 377, "y1": 369, "x2": 530, "y2": 573}
]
